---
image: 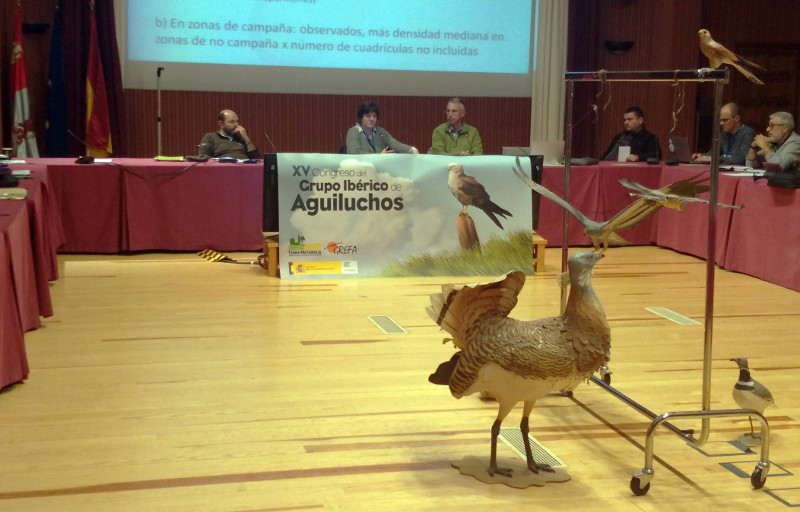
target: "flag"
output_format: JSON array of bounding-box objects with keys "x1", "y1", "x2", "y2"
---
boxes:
[
  {"x1": 11, "y1": 3, "x2": 39, "y2": 158},
  {"x1": 85, "y1": 4, "x2": 112, "y2": 157},
  {"x1": 45, "y1": 5, "x2": 68, "y2": 157}
]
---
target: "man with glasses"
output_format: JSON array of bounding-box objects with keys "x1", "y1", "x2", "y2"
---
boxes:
[
  {"x1": 747, "y1": 112, "x2": 800, "y2": 173},
  {"x1": 431, "y1": 98, "x2": 484, "y2": 155},
  {"x1": 691, "y1": 103, "x2": 755, "y2": 165}
]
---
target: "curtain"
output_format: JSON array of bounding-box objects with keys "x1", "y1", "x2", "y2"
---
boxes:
[{"x1": 530, "y1": 0, "x2": 569, "y2": 143}]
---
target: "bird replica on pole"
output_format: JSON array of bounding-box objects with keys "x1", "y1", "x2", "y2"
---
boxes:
[
  {"x1": 512, "y1": 158, "x2": 716, "y2": 251},
  {"x1": 699, "y1": 29, "x2": 765, "y2": 85}
]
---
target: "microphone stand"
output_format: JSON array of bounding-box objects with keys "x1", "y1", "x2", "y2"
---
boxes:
[{"x1": 156, "y1": 67, "x2": 164, "y2": 155}]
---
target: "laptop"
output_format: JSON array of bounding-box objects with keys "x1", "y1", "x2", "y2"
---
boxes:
[
  {"x1": 502, "y1": 141, "x2": 565, "y2": 165},
  {"x1": 530, "y1": 140, "x2": 565, "y2": 165},
  {"x1": 666, "y1": 136, "x2": 692, "y2": 163},
  {"x1": 502, "y1": 146, "x2": 531, "y2": 156}
]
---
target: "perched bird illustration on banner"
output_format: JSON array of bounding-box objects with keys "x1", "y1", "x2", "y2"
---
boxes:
[
  {"x1": 447, "y1": 163, "x2": 512, "y2": 229},
  {"x1": 618, "y1": 175, "x2": 742, "y2": 210},
  {"x1": 699, "y1": 29, "x2": 765, "y2": 85},
  {"x1": 730, "y1": 358, "x2": 775, "y2": 443},
  {"x1": 428, "y1": 251, "x2": 610, "y2": 477}
]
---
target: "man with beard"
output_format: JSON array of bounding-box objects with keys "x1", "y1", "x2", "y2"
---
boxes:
[
  {"x1": 198, "y1": 109, "x2": 261, "y2": 160},
  {"x1": 747, "y1": 111, "x2": 800, "y2": 173}
]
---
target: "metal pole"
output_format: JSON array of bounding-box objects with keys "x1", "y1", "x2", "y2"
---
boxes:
[
  {"x1": 156, "y1": 67, "x2": 164, "y2": 156},
  {"x1": 694, "y1": 78, "x2": 725, "y2": 446},
  {"x1": 561, "y1": 80, "x2": 575, "y2": 312},
  {"x1": 590, "y1": 377, "x2": 696, "y2": 441}
]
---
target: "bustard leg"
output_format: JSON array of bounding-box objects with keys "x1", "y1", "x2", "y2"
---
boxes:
[
  {"x1": 521, "y1": 401, "x2": 554, "y2": 474},
  {"x1": 488, "y1": 402, "x2": 514, "y2": 477}
]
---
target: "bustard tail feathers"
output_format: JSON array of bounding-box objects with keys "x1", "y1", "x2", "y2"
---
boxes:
[{"x1": 427, "y1": 271, "x2": 525, "y2": 347}]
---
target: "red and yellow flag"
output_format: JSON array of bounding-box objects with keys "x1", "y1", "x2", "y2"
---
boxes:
[
  {"x1": 85, "y1": 3, "x2": 112, "y2": 157},
  {"x1": 11, "y1": 3, "x2": 39, "y2": 158}
]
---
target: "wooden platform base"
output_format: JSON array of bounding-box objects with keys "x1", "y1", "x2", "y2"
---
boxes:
[
  {"x1": 263, "y1": 235, "x2": 279, "y2": 277},
  {"x1": 532, "y1": 230, "x2": 548, "y2": 272}
]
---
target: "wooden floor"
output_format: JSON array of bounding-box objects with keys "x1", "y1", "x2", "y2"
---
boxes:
[{"x1": 1, "y1": 246, "x2": 799, "y2": 511}]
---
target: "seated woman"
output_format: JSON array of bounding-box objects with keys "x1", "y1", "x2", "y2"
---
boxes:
[{"x1": 345, "y1": 101, "x2": 418, "y2": 154}]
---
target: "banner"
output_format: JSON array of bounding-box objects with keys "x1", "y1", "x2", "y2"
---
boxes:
[
  {"x1": 11, "y1": 4, "x2": 39, "y2": 158},
  {"x1": 277, "y1": 154, "x2": 534, "y2": 279},
  {"x1": 85, "y1": 4, "x2": 112, "y2": 157},
  {"x1": 45, "y1": 5, "x2": 68, "y2": 157}
]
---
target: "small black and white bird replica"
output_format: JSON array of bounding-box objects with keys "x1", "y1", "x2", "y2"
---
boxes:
[{"x1": 730, "y1": 357, "x2": 775, "y2": 445}]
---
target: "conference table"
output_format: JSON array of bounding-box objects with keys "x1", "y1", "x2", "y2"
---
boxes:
[
  {"x1": 535, "y1": 162, "x2": 800, "y2": 292},
  {"x1": 41, "y1": 158, "x2": 265, "y2": 253},
  {"x1": 2, "y1": 157, "x2": 799, "y2": 391},
  {"x1": 0, "y1": 161, "x2": 65, "y2": 390}
]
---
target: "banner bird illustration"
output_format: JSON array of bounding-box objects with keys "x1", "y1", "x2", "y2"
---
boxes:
[
  {"x1": 699, "y1": 29, "x2": 765, "y2": 85},
  {"x1": 731, "y1": 358, "x2": 775, "y2": 437},
  {"x1": 428, "y1": 251, "x2": 610, "y2": 477},
  {"x1": 448, "y1": 163, "x2": 512, "y2": 229}
]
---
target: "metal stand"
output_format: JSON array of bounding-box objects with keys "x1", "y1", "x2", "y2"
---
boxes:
[
  {"x1": 561, "y1": 69, "x2": 771, "y2": 495},
  {"x1": 156, "y1": 67, "x2": 164, "y2": 156}
]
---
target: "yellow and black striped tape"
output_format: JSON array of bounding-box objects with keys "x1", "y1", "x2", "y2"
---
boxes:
[{"x1": 196, "y1": 249, "x2": 236, "y2": 263}]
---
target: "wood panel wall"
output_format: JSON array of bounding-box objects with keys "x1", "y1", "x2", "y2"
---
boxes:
[
  {"x1": 4, "y1": 0, "x2": 800, "y2": 160},
  {"x1": 697, "y1": 0, "x2": 800, "y2": 145},
  {"x1": 121, "y1": 91, "x2": 532, "y2": 158},
  {"x1": 568, "y1": 0, "x2": 704, "y2": 159}
]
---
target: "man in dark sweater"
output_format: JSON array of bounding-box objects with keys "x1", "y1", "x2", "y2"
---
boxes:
[
  {"x1": 198, "y1": 110, "x2": 261, "y2": 160},
  {"x1": 602, "y1": 106, "x2": 660, "y2": 162}
]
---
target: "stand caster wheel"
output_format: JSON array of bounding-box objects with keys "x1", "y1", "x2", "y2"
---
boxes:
[
  {"x1": 630, "y1": 476, "x2": 650, "y2": 496},
  {"x1": 751, "y1": 467, "x2": 766, "y2": 489}
]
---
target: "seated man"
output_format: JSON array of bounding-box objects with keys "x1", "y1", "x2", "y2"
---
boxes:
[
  {"x1": 198, "y1": 109, "x2": 261, "y2": 160},
  {"x1": 601, "y1": 106, "x2": 660, "y2": 162},
  {"x1": 691, "y1": 103, "x2": 755, "y2": 165},
  {"x1": 431, "y1": 98, "x2": 483, "y2": 155},
  {"x1": 747, "y1": 111, "x2": 800, "y2": 173}
]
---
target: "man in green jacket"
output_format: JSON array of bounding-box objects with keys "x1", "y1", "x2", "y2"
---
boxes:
[{"x1": 431, "y1": 98, "x2": 484, "y2": 155}]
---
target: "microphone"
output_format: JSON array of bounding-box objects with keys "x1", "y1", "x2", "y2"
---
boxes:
[
  {"x1": 263, "y1": 132, "x2": 278, "y2": 153},
  {"x1": 157, "y1": 66, "x2": 164, "y2": 77},
  {"x1": 66, "y1": 129, "x2": 94, "y2": 164}
]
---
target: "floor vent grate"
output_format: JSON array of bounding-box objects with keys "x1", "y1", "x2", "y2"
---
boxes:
[
  {"x1": 367, "y1": 315, "x2": 407, "y2": 334},
  {"x1": 498, "y1": 427, "x2": 566, "y2": 468}
]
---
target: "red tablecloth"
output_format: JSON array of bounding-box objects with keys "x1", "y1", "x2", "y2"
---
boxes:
[
  {"x1": 0, "y1": 234, "x2": 28, "y2": 390},
  {"x1": 45, "y1": 158, "x2": 124, "y2": 253},
  {"x1": 0, "y1": 200, "x2": 34, "y2": 389},
  {"x1": 45, "y1": 158, "x2": 264, "y2": 253},
  {"x1": 725, "y1": 177, "x2": 800, "y2": 291},
  {"x1": 0, "y1": 161, "x2": 66, "y2": 390},
  {"x1": 654, "y1": 166, "x2": 740, "y2": 266}
]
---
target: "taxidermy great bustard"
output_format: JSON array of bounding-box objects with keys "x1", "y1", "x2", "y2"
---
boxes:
[{"x1": 428, "y1": 251, "x2": 610, "y2": 477}]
